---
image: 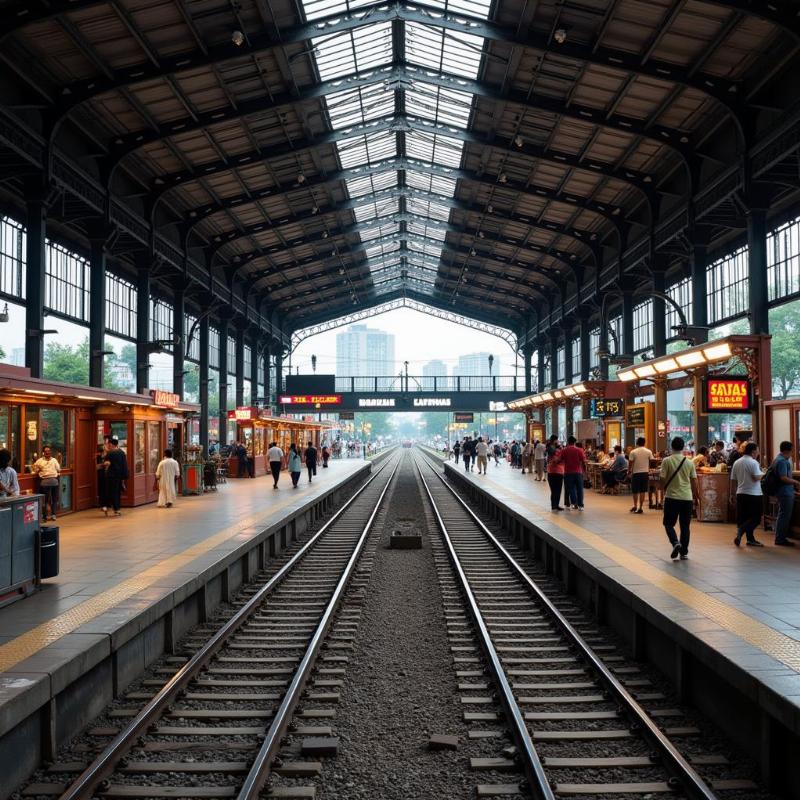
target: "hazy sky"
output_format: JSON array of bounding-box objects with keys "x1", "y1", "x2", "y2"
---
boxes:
[
  {"x1": 1, "y1": 300, "x2": 519, "y2": 379},
  {"x1": 291, "y1": 306, "x2": 518, "y2": 375}
]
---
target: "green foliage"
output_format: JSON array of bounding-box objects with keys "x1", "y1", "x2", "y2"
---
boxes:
[
  {"x1": 43, "y1": 338, "x2": 90, "y2": 385},
  {"x1": 768, "y1": 303, "x2": 800, "y2": 398},
  {"x1": 0, "y1": 344, "x2": 5, "y2": 360}
]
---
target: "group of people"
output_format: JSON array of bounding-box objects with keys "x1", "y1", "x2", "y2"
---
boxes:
[
  {"x1": 269, "y1": 441, "x2": 323, "y2": 489},
  {"x1": 452, "y1": 436, "x2": 503, "y2": 475}
]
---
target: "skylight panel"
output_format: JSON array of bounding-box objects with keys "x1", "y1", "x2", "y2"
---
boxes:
[
  {"x1": 359, "y1": 222, "x2": 400, "y2": 242},
  {"x1": 302, "y1": 0, "x2": 375, "y2": 22},
  {"x1": 326, "y1": 84, "x2": 394, "y2": 129},
  {"x1": 365, "y1": 241, "x2": 401, "y2": 261},
  {"x1": 345, "y1": 171, "x2": 397, "y2": 197},
  {"x1": 406, "y1": 23, "x2": 484, "y2": 80},
  {"x1": 409, "y1": 239, "x2": 445, "y2": 259},
  {"x1": 354, "y1": 198, "x2": 398, "y2": 222},
  {"x1": 406, "y1": 131, "x2": 463, "y2": 168},
  {"x1": 407, "y1": 196, "x2": 452, "y2": 222},
  {"x1": 405, "y1": 85, "x2": 473, "y2": 128},
  {"x1": 313, "y1": 23, "x2": 393, "y2": 80},
  {"x1": 406, "y1": 170, "x2": 457, "y2": 196},
  {"x1": 420, "y1": 0, "x2": 492, "y2": 16},
  {"x1": 408, "y1": 220, "x2": 446, "y2": 241},
  {"x1": 337, "y1": 131, "x2": 396, "y2": 168}
]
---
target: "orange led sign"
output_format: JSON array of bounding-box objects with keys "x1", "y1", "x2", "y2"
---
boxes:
[{"x1": 279, "y1": 395, "x2": 342, "y2": 405}]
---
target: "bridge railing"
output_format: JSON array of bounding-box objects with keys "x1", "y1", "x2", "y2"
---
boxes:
[{"x1": 331, "y1": 376, "x2": 522, "y2": 392}]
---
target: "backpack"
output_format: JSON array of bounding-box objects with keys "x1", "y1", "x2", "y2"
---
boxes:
[{"x1": 762, "y1": 463, "x2": 781, "y2": 496}]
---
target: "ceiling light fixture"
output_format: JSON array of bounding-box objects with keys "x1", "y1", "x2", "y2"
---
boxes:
[
  {"x1": 231, "y1": 30, "x2": 245, "y2": 46},
  {"x1": 514, "y1": 135, "x2": 524, "y2": 148},
  {"x1": 554, "y1": 28, "x2": 567, "y2": 44}
]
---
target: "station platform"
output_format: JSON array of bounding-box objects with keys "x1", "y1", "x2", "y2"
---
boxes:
[
  {"x1": 439, "y1": 454, "x2": 800, "y2": 792},
  {"x1": 0, "y1": 458, "x2": 372, "y2": 797}
]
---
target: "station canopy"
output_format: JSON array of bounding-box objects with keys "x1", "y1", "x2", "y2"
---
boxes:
[{"x1": 2, "y1": 0, "x2": 797, "y2": 337}]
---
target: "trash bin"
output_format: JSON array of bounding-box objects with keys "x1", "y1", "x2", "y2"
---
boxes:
[{"x1": 38, "y1": 525, "x2": 59, "y2": 580}]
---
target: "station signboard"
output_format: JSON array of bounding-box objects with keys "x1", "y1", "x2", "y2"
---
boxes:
[
  {"x1": 589, "y1": 398, "x2": 625, "y2": 418},
  {"x1": 358, "y1": 398, "x2": 395, "y2": 407},
  {"x1": 413, "y1": 398, "x2": 452, "y2": 407},
  {"x1": 702, "y1": 377, "x2": 753, "y2": 412},
  {"x1": 279, "y1": 395, "x2": 342, "y2": 405}
]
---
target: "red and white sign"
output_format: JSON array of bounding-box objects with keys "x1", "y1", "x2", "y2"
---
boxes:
[
  {"x1": 150, "y1": 389, "x2": 180, "y2": 407},
  {"x1": 703, "y1": 378, "x2": 752, "y2": 412},
  {"x1": 279, "y1": 395, "x2": 342, "y2": 405}
]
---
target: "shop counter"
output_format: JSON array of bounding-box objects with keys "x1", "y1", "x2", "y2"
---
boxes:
[
  {"x1": 696, "y1": 471, "x2": 732, "y2": 522},
  {"x1": 0, "y1": 493, "x2": 43, "y2": 607}
]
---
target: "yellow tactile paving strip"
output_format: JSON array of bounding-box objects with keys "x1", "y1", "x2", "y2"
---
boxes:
[
  {"x1": 464, "y1": 467, "x2": 800, "y2": 674},
  {"x1": 0, "y1": 482, "x2": 345, "y2": 674}
]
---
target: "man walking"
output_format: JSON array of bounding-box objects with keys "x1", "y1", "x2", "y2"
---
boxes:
[
  {"x1": 155, "y1": 449, "x2": 180, "y2": 508},
  {"x1": 628, "y1": 436, "x2": 653, "y2": 514},
  {"x1": 475, "y1": 437, "x2": 489, "y2": 475},
  {"x1": 730, "y1": 442, "x2": 764, "y2": 547},
  {"x1": 304, "y1": 440, "x2": 318, "y2": 483},
  {"x1": 463, "y1": 437, "x2": 473, "y2": 472},
  {"x1": 267, "y1": 441, "x2": 284, "y2": 489},
  {"x1": 660, "y1": 437, "x2": 698, "y2": 560},
  {"x1": 103, "y1": 437, "x2": 129, "y2": 516},
  {"x1": 560, "y1": 436, "x2": 587, "y2": 509},
  {"x1": 771, "y1": 441, "x2": 800, "y2": 546}
]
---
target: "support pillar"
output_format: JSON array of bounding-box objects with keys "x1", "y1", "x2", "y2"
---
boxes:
[
  {"x1": 598, "y1": 325, "x2": 609, "y2": 381},
  {"x1": 536, "y1": 345, "x2": 546, "y2": 393},
  {"x1": 690, "y1": 241, "x2": 709, "y2": 447},
  {"x1": 250, "y1": 336, "x2": 260, "y2": 405},
  {"x1": 564, "y1": 333, "x2": 574, "y2": 437},
  {"x1": 135, "y1": 264, "x2": 150, "y2": 394},
  {"x1": 25, "y1": 197, "x2": 47, "y2": 378},
  {"x1": 172, "y1": 283, "x2": 185, "y2": 399},
  {"x1": 235, "y1": 326, "x2": 245, "y2": 407},
  {"x1": 747, "y1": 207, "x2": 770, "y2": 335},
  {"x1": 652, "y1": 271, "x2": 668, "y2": 453},
  {"x1": 199, "y1": 316, "x2": 209, "y2": 454},
  {"x1": 88, "y1": 237, "x2": 107, "y2": 388},
  {"x1": 579, "y1": 315, "x2": 591, "y2": 382},
  {"x1": 275, "y1": 350, "x2": 283, "y2": 406},
  {"x1": 218, "y1": 320, "x2": 229, "y2": 446},
  {"x1": 549, "y1": 335, "x2": 559, "y2": 391},
  {"x1": 622, "y1": 290, "x2": 635, "y2": 359},
  {"x1": 264, "y1": 348, "x2": 272, "y2": 409},
  {"x1": 523, "y1": 344, "x2": 533, "y2": 394}
]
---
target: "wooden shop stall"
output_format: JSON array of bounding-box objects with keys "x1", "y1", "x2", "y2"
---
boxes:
[
  {"x1": 227, "y1": 407, "x2": 329, "y2": 477},
  {"x1": 616, "y1": 335, "x2": 771, "y2": 523},
  {"x1": 0, "y1": 364, "x2": 200, "y2": 513},
  {"x1": 762, "y1": 397, "x2": 800, "y2": 537}
]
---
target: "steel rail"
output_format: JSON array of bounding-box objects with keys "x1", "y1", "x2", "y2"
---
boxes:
[
  {"x1": 416, "y1": 449, "x2": 719, "y2": 800},
  {"x1": 414, "y1": 454, "x2": 554, "y2": 800},
  {"x1": 58, "y1": 450, "x2": 400, "y2": 800},
  {"x1": 237, "y1": 455, "x2": 401, "y2": 798}
]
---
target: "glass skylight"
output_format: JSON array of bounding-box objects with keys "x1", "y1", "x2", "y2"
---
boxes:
[{"x1": 298, "y1": 0, "x2": 490, "y2": 292}]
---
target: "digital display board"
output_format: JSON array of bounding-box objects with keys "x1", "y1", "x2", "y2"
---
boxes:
[
  {"x1": 702, "y1": 377, "x2": 753, "y2": 412},
  {"x1": 454, "y1": 412, "x2": 474, "y2": 423},
  {"x1": 589, "y1": 398, "x2": 625, "y2": 418},
  {"x1": 278, "y1": 395, "x2": 342, "y2": 405},
  {"x1": 626, "y1": 404, "x2": 647, "y2": 427}
]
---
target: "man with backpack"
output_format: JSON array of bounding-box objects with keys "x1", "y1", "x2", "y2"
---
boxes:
[
  {"x1": 768, "y1": 441, "x2": 800, "y2": 546},
  {"x1": 660, "y1": 437, "x2": 699, "y2": 560}
]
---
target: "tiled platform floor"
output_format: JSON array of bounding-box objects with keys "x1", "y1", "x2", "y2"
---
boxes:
[
  {"x1": 0, "y1": 458, "x2": 369, "y2": 675},
  {"x1": 441, "y1": 456, "x2": 800, "y2": 702}
]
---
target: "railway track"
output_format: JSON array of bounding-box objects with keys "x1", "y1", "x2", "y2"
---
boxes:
[
  {"x1": 414, "y1": 448, "x2": 760, "y2": 799},
  {"x1": 33, "y1": 450, "x2": 402, "y2": 800}
]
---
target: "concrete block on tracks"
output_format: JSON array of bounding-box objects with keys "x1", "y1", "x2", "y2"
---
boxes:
[
  {"x1": 301, "y1": 736, "x2": 340, "y2": 757},
  {"x1": 428, "y1": 734, "x2": 460, "y2": 750}
]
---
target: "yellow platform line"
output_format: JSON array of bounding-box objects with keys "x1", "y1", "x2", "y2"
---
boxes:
[
  {"x1": 0, "y1": 486, "x2": 331, "y2": 673},
  {"x1": 472, "y1": 469, "x2": 800, "y2": 674}
]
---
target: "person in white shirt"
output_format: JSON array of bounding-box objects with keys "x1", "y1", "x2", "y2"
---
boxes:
[
  {"x1": 730, "y1": 441, "x2": 764, "y2": 547},
  {"x1": 533, "y1": 440, "x2": 547, "y2": 481},
  {"x1": 627, "y1": 437, "x2": 653, "y2": 514},
  {"x1": 155, "y1": 449, "x2": 180, "y2": 508},
  {"x1": 474, "y1": 437, "x2": 489, "y2": 474},
  {"x1": 32, "y1": 446, "x2": 60, "y2": 520},
  {"x1": 267, "y1": 442, "x2": 284, "y2": 489}
]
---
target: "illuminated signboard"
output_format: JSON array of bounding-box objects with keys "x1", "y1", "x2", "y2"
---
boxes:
[
  {"x1": 489, "y1": 401, "x2": 507, "y2": 411},
  {"x1": 702, "y1": 377, "x2": 753, "y2": 413},
  {"x1": 454, "y1": 412, "x2": 474, "y2": 423},
  {"x1": 413, "y1": 398, "x2": 451, "y2": 407},
  {"x1": 589, "y1": 398, "x2": 625, "y2": 418},
  {"x1": 150, "y1": 389, "x2": 180, "y2": 407},
  {"x1": 228, "y1": 406, "x2": 255, "y2": 421},
  {"x1": 358, "y1": 398, "x2": 395, "y2": 407},
  {"x1": 278, "y1": 395, "x2": 342, "y2": 405}
]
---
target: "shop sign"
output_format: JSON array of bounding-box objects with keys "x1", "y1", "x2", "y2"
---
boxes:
[
  {"x1": 358, "y1": 398, "x2": 395, "y2": 407},
  {"x1": 228, "y1": 406, "x2": 255, "y2": 421},
  {"x1": 26, "y1": 420, "x2": 37, "y2": 441},
  {"x1": 150, "y1": 389, "x2": 180, "y2": 407},
  {"x1": 413, "y1": 398, "x2": 451, "y2": 407},
  {"x1": 279, "y1": 395, "x2": 342, "y2": 405},
  {"x1": 24, "y1": 501, "x2": 38, "y2": 523},
  {"x1": 626, "y1": 404, "x2": 647, "y2": 427},
  {"x1": 590, "y1": 398, "x2": 625, "y2": 418},
  {"x1": 454, "y1": 412, "x2": 474, "y2": 423},
  {"x1": 702, "y1": 377, "x2": 753, "y2": 412},
  {"x1": 489, "y1": 401, "x2": 507, "y2": 411},
  {"x1": 339, "y1": 412, "x2": 355, "y2": 420}
]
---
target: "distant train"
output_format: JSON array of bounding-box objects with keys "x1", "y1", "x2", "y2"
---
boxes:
[{"x1": 402, "y1": 440, "x2": 413, "y2": 448}]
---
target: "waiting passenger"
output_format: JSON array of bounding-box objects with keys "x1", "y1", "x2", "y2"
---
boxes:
[
  {"x1": 730, "y1": 442, "x2": 764, "y2": 547},
  {"x1": 32, "y1": 446, "x2": 60, "y2": 520},
  {"x1": 533, "y1": 440, "x2": 547, "y2": 481},
  {"x1": 305, "y1": 441, "x2": 318, "y2": 483},
  {"x1": 155, "y1": 449, "x2": 180, "y2": 508},
  {"x1": 547, "y1": 445, "x2": 565, "y2": 511},
  {"x1": 475, "y1": 437, "x2": 489, "y2": 475},
  {"x1": 628, "y1": 436, "x2": 653, "y2": 514},
  {"x1": 0, "y1": 449, "x2": 20, "y2": 497},
  {"x1": 770, "y1": 440, "x2": 800, "y2": 546},
  {"x1": 103, "y1": 437, "x2": 129, "y2": 517},
  {"x1": 601, "y1": 446, "x2": 627, "y2": 494}
]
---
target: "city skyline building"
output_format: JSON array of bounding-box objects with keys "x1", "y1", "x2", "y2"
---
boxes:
[
  {"x1": 457, "y1": 351, "x2": 502, "y2": 389},
  {"x1": 421, "y1": 358, "x2": 448, "y2": 390},
  {"x1": 336, "y1": 324, "x2": 396, "y2": 390}
]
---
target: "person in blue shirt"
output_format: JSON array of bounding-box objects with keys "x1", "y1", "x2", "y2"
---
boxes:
[
  {"x1": 0, "y1": 449, "x2": 20, "y2": 497},
  {"x1": 772, "y1": 441, "x2": 800, "y2": 546}
]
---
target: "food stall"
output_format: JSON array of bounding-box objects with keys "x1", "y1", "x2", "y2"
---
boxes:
[
  {"x1": 0, "y1": 364, "x2": 200, "y2": 512},
  {"x1": 227, "y1": 407, "x2": 330, "y2": 476}
]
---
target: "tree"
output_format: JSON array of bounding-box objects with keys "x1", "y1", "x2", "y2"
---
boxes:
[
  {"x1": 43, "y1": 339, "x2": 90, "y2": 385},
  {"x1": 769, "y1": 303, "x2": 800, "y2": 398},
  {"x1": 0, "y1": 344, "x2": 5, "y2": 361}
]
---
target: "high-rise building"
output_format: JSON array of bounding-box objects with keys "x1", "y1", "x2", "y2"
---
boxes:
[
  {"x1": 336, "y1": 324, "x2": 396, "y2": 390},
  {"x1": 421, "y1": 359, "x2": 448, "y2": 390},
  {"x1": 456, "y1": 352, "x2": 502, "y2": 389}
]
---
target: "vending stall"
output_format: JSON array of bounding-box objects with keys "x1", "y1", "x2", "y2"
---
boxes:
[{"x1": 0, "y1": 365, "x2": 200, "y2": 512}]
